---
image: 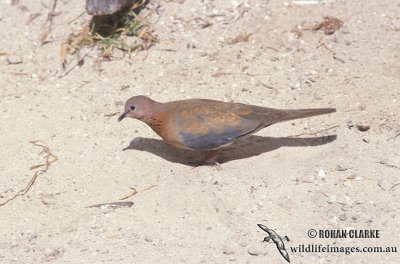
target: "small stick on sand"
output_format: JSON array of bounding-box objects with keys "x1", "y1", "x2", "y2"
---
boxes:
[
  {"x1": 0, "y1": 140, "x2": 58, "y2": 207},
  {"x1": 288, "y1": 125, "x2": 340, "y2": 138}
]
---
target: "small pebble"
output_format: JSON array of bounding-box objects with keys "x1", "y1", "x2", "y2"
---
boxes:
[
  {"x1": 347, "y1": 175, "x2": 356, "y2": 180},
  {"x1": 238, "y1": 241, "x2": 248, "y2": 247},
  {"x1": 362, "y1": 138, "x2": 370, "y2": 143},
  {"x1": 247, "y1": 246, "x2": 262, "y2": 256},
  {"x1": 336, "y1": 165, "x2": 350, "y2": 171},
  {"x1": 356, "y1": 125, "x2": 370, "y2": 132},
  {"x1": 358, "y1": 105, "x2": 366, "y2": 111},
  {"x1": 339, "y1": 214, "x2": 347, "y2": 221},
  {"x1": 347, "y1": 121, "x2": 354, "y2": 129},
  {"x1": 7, "y1": 54, "x2": 23, "y2": 64},
  {"x1": 329, "y1": 216, "x2": 338, "y2": 224},
  {"x1": 144, "y1": 236, "x2": 152, "y2": 242},
  {"x1": 318, "y1": 169, "x2": 326, "y2": 179},
  {"x1": 327, "y1": 194, "x2": 336, "y2": 204},
  {"x1": 343, "y1": 181, "x2": 352, "y2": 188},
  {"x1": 341, "y1": 205, "x2": 351, "y2": 211},
  {"x1": 223, "y1": 245, "x2": 235, "y2": 255}
]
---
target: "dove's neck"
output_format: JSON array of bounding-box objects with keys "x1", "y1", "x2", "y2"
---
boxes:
[{"x1": 141, "y1": 101, "x2": 167, "y2": 136}]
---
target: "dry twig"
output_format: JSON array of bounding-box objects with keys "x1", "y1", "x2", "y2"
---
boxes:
[
  {"x1": 119, "y1": 184, "x2": 157, "y2": 200},
  {"x1": 389, "y1": 183, "x2": 400, "y2": 191},
  {"x1": 377, "y1": 161, "x2": 399, "y2": 170},
  {"x1": 288, "y1": 125, "x2": 340, "y2": 138},
  {"x1": 0, "y1": 140, "x2": 58, "y2": 207},
  {"x1": 87, "y1": 201, "x2": 133, "y2": 209},
  {"x1": 389, "y1": 132, "x2": 400, "y2": 140},
  {"x1": 59, "y1": 46, "x2": 94, "y2": 78},
  {"x1": 119, "y1": 176, "x2": 160, "y2": 200},
  {"x1": 377, "y1": 179, "x2": 386, "y2": 191},
  {"x1": 119, "y1": 187, "x2": 138, "y2": 200},
  {"x1": 41, "y1": 0, "x2": 59, "y2": 44}
]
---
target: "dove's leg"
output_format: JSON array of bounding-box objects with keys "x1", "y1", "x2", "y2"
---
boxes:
[
  {"x1": 201, "y1": 150, "x2": 220, "y2": 165},
  {"x1": 190, "y1": 150, "x2": 221, "y2": 168}
]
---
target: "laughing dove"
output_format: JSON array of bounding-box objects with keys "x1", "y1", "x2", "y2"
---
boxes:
[{"x1": 118, "y1": 96, "x2": 336, "y2": 165}]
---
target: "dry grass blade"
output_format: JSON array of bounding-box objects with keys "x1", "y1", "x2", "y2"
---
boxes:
[
  {"x1": 119, "y1": 187, "x2": 138, "y2": 200},
  {"x1": 389, "y1": 132, "x2": 400, "y2": 140},
  {"x1": 119, "y1": 184, "x2": 158, "y2": 200},
  {"x1": 119, "y1": 176, "x2": 160, "y2": 200},
  {"x1": 41, "y1": 0, "x2": 59, "y2": 44},
  {"x1": 87, "y1": 201, "x2": 134, "y2": 209},
  {"x1": 0, "y1": 140, "x2": 58, "y2": 207},
  {"x1": 227, "y1": 33, "x2": 252, "y2": 45},
  {"x1": 288, "y1": 125, "x2": 340, "y2": 138},
  {"x1": 389, "y1": 183, "x2": 400, "y2": 191},
  {"x1": 377, "y1": 161, "x2": 399, "y2": 170}
]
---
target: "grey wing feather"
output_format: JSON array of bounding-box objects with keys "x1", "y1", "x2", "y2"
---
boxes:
[{"x1": 180, "y1": 111, "x2": 264, "y2": 150}]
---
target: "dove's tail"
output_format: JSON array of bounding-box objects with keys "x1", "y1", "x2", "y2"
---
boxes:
[{"x1": 277, "y1": 108, "x2": 336, "y2": 122}]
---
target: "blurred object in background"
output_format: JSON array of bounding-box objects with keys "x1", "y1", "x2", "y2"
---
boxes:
[
  {"x1": 292, "y1": 0, "x2": 335, "y2": 4},
  {"x1": 86, "y1": 0, "x2": 135, "y2": 16}
]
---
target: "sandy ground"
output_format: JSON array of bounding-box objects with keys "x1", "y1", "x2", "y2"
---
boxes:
[{"x1": 0, "y1": 0, "x2": 399, "y2": 263}]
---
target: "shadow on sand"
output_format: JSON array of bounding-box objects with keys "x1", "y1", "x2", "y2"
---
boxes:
[{"x1": 123, "y1": 135, "x2": 337, "y2": 166}]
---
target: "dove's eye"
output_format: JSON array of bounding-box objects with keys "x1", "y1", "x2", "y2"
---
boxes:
[{"x1": 130, "y1": 105, "x2": 135, "y2": 111}]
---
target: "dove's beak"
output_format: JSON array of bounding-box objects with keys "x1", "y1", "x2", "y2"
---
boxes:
[{"x1": 118, "y1": 110, "x2": 130, "y2": 122}]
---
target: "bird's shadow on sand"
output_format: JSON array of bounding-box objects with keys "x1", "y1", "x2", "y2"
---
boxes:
[{"x1": 122, "y1": 135, "x2": 337, "y2": 166}]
